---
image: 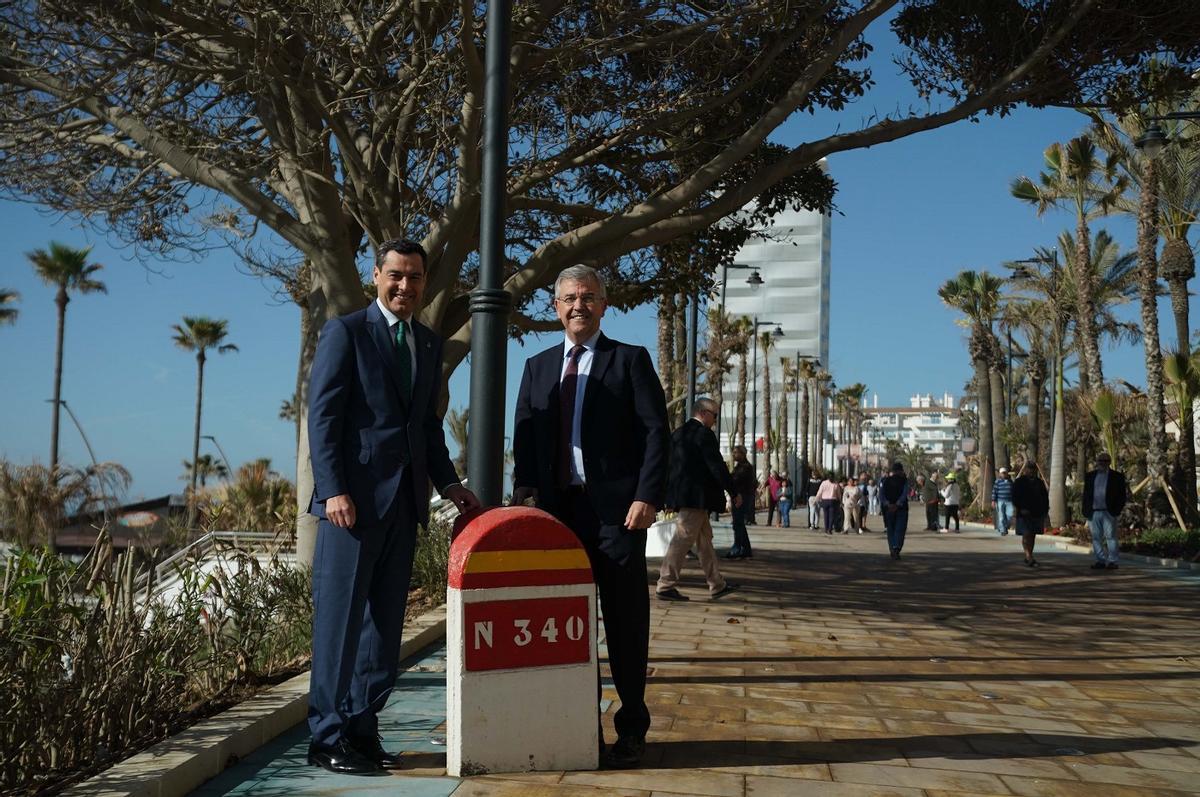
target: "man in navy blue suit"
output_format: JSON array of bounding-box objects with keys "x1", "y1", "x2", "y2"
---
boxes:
[
  {"x1": 512, "y1": 264, "x2": 669, "y2": 769},
  {"x1": 306, "y1": 239, "x2": 479, "y2": 775}
]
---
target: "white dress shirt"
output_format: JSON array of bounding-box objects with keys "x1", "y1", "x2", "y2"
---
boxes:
[
  {"x1": 560, "y1": 331, "x2": 601, "y2": 485},
  {"x1": 376, "y1": 298, "x2": 417, "y2": 389}
]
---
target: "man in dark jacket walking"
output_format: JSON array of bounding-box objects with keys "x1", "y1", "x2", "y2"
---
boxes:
[
  {"x1": 879, "y1": 462, "x2": 910, "y2": 560},
  {"x1": 727, "y1": 445, "x2": 757, "y2": 558},
  {"x1": 1082, "y1": 452, "x2": 1127, "y2": 570},
  {"x1": 656, "y1": 398, "x2": 741, "y2": 601}
]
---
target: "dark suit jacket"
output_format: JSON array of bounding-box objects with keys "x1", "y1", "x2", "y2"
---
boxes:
[
  {"x1": 1081, "y1": 468, "x2": 1127, "y2": 519},
  {"x1": 307, "y1": 301, "x2": 459, "y2": 527},
  {"x1": 665, "y1": 419, "x2": 736, "y2": 513},
  {"x1": 513, "y1": 333, "x2": 669, "y2": 551}
]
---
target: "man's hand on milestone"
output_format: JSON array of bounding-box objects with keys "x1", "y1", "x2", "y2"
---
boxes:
[
  {"x1": 510, "y1": 486, "x2": 538, "y2": 506},
  {"x1": 326, "y1": 494, "x2": 357, "y2": 529},
  {"x1": 445, "y1": 484, "x2": 481, "y2": 512}
]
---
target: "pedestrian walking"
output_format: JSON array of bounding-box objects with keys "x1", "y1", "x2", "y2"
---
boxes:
[
  {"x1": 807, "y1": 470, "x2": 822, "y2": 529},
  {"x1": 816, "y1": 473, "x2": 842, "y2": 534},
  {"x1": 918, "y1": 474, "x2": 940, "y2": 530},
  {"x1": 1012, "y1": 459, "x2": 1049, "y2": 567},
  {"x1": 1082, "y1": 452, "x2": 1127, "y2": 571},
  {"x1": 842, "y1": 476, "x2": 863, "y2": 534},
  {"x1": 880, "y1": 462, "x2": 910, "y2": 559},
  {"x1": 727, "y1": 445, "x2": 757, "y2": 559},
  {"x1": 777, "y1": 474, "x2": 794, "y2": 528},
  {"x1": 656, "y1": 398, "x2": 741, "y2": 602},
  {"x1": 867, "y1": 479, "x2": 880, "y2": 515},
  {"x1": 765, "y1": 470, "x2": 781, "y2": 527},
  {"x1": 940, "y1": 473, "x2": 961, "y2": 532},
  {"x1": 858, "y1": 475, "x2": 871, "y2": 531},
  {"x1": 992, "y1": 467, "x2": 1014, "y2": 535}
]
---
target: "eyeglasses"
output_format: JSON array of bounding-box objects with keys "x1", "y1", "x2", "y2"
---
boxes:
[{"x1": 555, "y1": 293, "x2": 601, "y2": 307}]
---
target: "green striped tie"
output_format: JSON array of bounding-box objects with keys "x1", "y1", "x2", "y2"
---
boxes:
[{"x1": 395, "y1": 320, "x2": 413, "y2": 402}]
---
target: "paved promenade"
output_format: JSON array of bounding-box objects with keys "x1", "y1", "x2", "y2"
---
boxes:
[{"x1": 195, "y1": 518, "x2": 1200, "y2": 796}]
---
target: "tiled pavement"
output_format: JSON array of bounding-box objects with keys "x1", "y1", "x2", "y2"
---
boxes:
[{"x1": 195, "y1": 519, "x2": 1200, "y2": 796}]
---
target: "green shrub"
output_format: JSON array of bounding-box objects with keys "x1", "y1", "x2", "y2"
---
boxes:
[
  {"x1": 0, "y1": 534, "x2": 311, "y2": 794},
  {"x1": 410, "y1": 518, "x2": 451, "y2": 607},
  {"x1": 1125, "y1": 527, "x2": 1200, "y2": 560}
]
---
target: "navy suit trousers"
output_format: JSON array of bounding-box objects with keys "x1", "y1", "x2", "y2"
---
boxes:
[
  {"x1": 307, "y1": 472, "x2": 417, "y2": 746},
  {"x1": 554, "y1": 486, "x2": 651, "y2": 740}
]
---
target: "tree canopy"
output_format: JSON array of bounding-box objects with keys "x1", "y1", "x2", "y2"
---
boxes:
[{"x1": 1, "y1": 0, "x2": 1197, "y2": 376}]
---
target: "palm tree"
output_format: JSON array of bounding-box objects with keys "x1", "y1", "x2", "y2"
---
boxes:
[
  {"x1": 1012, "y1": 135, "x2": 1126, "y2": 389},
  {"x1": 732, "y1": 318, "x2": 751, "y2": 449},
  {"x1": 939, "y1": 270, "x2": 1003, "y2": 511},
  {"x1": 1089, "y1": 98, "x2": 1198, "y2": 524},
  {"x1": 0, "y1": 458, "x2": 130, "y2": 549},
  {"x1": 26, "y1": 242, "x2": 107, "y2": 471},
  {"x1": 181, "y1": 454, "x2": 229, "y2": 488},
  {"x1": 778, "y1": 357, "x2": 794, "y2": 474},
  {"x1": 446, "y1": 407, "x2": 470, "y2": 477},
  {"x1": 758, "y1": 331, "x2": 776, "y2": 469},
  {"x1": 840, "y1": 383, "x2": 868, "y2": 474},
  {"x1": 797, "y1": 358, "x2": 818, "y2": 473},
  {"x1": 172, "y1": 317, "x2": 238, "y2": 499},
  {"x1": 0, "y1": 288, "x2": 19, "y2": 326}
]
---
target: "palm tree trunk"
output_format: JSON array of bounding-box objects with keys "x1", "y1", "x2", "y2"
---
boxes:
[
  {"x1": 1135, "y1": 156, "x2": 1173, "y2": 528},
  {"x1": 657, "y1": 292, "x2": 675, "y2": 397},
  {"x1": 673, "y1": 292, "x2": 688, "y2": 427},
  {"x1": 800, "y1": 383, "x2": 810, "y2": 471},
  {"x1": 762, "y1": 351, "x2": 772, "y2": 470},
  {"x1": 1026, "y1": 370, "x2": 1043, "y2": 466},
  {"x1": 735, "y1": 350, "x2": 747, "y2": 448},
  {"x1": 1162, "y1": 239, "x2": 1196, "y2": 521},
  {"x1": 191, "y1": 350, "x2": 206, "y2": 504},
  {"x1": 50, "y1": 287, "x2": 69, "y2": 474},
  {"x1": 1074, "y1": 214, "x2": 1105, "y2": 386},
  {"x1": 1075, "y1": 363, "x2": 1091, "y2": 487},
  {"x1": 974, "y1": 357, "x2": 995, "y2": 513},
  {"x1": 1166, "y1": 272, "x2": 1192, "y2": 354},
  {"x1": 778, "y1": 394, "x2": 788, "y2": 474},
  {"x1": 990, "y1": 364, "x2": 1008, "y2": 470},
  {"x1": 1049, "y1": 362, "x2": 1067, "y2": 527},
  {"x1": 295, "y1": 298, "x2": 323, "y2": 565}
]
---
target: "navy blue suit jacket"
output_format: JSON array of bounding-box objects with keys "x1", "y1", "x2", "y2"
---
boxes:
[
  {"x1": 513, "y1": 333, "x2": 669, "y2": 557},
  {"x1": 307, "y1": 302, "x2": 459, "y2": 528}
]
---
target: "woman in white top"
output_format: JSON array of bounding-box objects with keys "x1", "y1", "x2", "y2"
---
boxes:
[
  {"x1": 842, "y1": 477, "x2": 863, "y2": 534},
  {"x1": 940, "y1": 475, "x2": 961, "y2": 532}
]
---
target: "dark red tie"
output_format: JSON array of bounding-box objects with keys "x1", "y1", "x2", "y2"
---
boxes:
[{"x1": 558, "y1": 344, "x2": 585, "y2": 487}]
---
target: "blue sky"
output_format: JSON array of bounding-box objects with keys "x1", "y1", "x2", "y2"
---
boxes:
[{"x1": 0, "y1": 25, "x2": 1195, "y2": 501}]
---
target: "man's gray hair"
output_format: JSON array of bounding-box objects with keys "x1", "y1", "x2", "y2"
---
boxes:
[
  {"x1": 554, "y1": 264, "x2": 607, "y2": 298},
  {"x1": 694, "y1": 397, "x2": 719, "y2": 416}
]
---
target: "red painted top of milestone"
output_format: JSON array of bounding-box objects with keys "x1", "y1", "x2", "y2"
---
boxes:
[{"x1": 447, "y1": 506, "x2": 593, "y2": 589}]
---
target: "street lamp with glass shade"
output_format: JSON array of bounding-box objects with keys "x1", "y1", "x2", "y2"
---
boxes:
[{"x1": 1134, "y1": 111, "x2": 1200, "y2": 159}]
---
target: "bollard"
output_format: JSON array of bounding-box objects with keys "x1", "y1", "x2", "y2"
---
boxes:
[{"x1": 446, "y1": 506, "x2": 599, "y2": 776}]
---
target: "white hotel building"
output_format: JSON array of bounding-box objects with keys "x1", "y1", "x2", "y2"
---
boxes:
[{"x1": 714, "y1": 191, "x2": 832, "y2": 470}]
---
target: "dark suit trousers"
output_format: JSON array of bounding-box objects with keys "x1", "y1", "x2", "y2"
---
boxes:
[
  {"x1": 308, "y1": 472, "x2": 417, "y2": 747},
  {"x1": 554, "y1": 487, "x2": 651, "y2": 740}
]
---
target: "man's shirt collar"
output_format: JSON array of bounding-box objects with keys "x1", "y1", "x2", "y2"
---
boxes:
[
  {"x1": 375, "y1": 298, "x2": 413, "y2": 327},
  {"x1": 563, "y1": 330, "x2": 601, "y2": 355}
]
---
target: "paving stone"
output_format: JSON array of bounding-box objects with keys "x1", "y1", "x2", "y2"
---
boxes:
[
  {"x1": 560, "y1": 769, "x2": 744, "y2": 796},
  {"x1": 746, "y1": 775, "x2": 925, "y2": 796},
  {"x1": 830, "y1": 762, "x2": 1010, "y2": 792}
]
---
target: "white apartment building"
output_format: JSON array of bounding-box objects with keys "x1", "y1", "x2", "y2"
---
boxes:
[
  {"x1": 714, "y1": 173, "x2": 832, "y2": 470},
  {"x1": 855, "y1": 392, "x2": 965, "y2": 467}
]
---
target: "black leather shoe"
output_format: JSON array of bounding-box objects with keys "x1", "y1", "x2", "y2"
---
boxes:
[
  {"x1": 603, "y1": 735, "x2": 645, "y2": 769},
  {"x1": 711, "y1": 582, "x2": 740, "y2": 600},
  {"x1": 348, "y1": 734, "x2": 405, "y2": 769},
  {"x1": 1091, "y1": 561, "x2": 1108, "y2": 570},
  {"x1": 656, "y1": 588, "x2": 690, "y2": 601},
  {"x1": 307, "y1": 739, "x2": 383, "y2": 775}
]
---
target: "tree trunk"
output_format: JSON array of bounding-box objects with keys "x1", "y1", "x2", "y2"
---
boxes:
[
  {"x1": 657, "y1": 291, "x2": 675, "y2": 396},
  {"x1": 1049, "y1": 361, "x2": 1067, "y2": 527},
  {"x1": 1026, "y1": 371, "x2": 1043, "y2": 466},
  {"x1": 50, "y1": 287, "x2": 68, "y2": 476},
  {"x1": 1074, "y1": 214, "x2": 1105, "y2": 386},
  {"x1": 778, "y1": 393, "x2": 788, "y2": 474},
  {"x1": 294, "y1": 291, "x2": 325, "y2": 566},
  {"x1": 1135, "y1": 156, "x2": 1174, "y2": 528},
  {"x1": 734, "y1": 350, "x2": 747, "y2": 449},
  {"x1": 974, "y1": 357, "x2": 995, "y2": 513},
  {"x1": 800, "y1": 382, "x2": 810, "y2": 471},
  {"x1": 990, "y1": 363, "x2": 1008, "y2": 471},
  {"x1": 1075, "y1": 362, "x2": 1090, "y2": 488},
  {"x1": 673, "y1": 292, "x2": 688, "y2": 428},
  {"x1": 761, "y1": 345, "x2": 772, "y2": 471},
  {"x1": 1162, "y1": 241, "x2": 1196, "y2": 521}
]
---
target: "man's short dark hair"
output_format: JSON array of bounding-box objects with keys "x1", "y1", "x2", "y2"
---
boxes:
[{"x1": 376, "y1": 239, "x2": 427, "y2": 270}]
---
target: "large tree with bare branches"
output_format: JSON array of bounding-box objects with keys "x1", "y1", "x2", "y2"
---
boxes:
[{"x1": 1, "y1": 1, "x2": 1196, "y2": 556}]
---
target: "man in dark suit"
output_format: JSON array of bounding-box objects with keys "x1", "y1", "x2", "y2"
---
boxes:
[
  {"x1": 1082, "y1": 451, "x2": 1127, "y2": 570},
  {"x1": 655, "y1": 397, "x2": 741, "y2": 602},
  {"x1": 306, "y1": 239, "x2": 479, "y2": 775},
  {"x1": 512, "y1": 264, "x2": 669, "y2": 769}
]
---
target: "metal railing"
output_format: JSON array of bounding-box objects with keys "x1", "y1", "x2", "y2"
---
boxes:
[{"x1": 133, "y1": 530, "x2": 281, "y2": 596}]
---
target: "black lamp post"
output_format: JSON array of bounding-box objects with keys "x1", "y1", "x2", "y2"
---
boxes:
[
  {"x1": 467, "y1": 0, "x2": 513, "y2": 507},
  {"x1": 712, "y1": 264, "x2": 763, "y2": 444},
  {"x1": 749, "y1": 318, "x2": 783, "y2": 473}
]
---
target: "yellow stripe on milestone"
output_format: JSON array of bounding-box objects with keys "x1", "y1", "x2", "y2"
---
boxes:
[{"x1": 465, "y1": 548, "x2": 591, "y2": 574}]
